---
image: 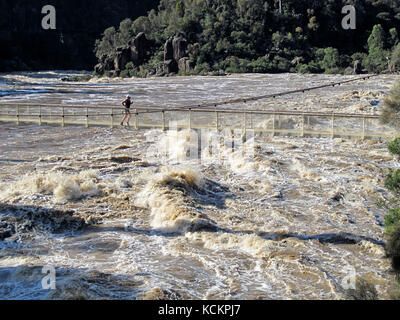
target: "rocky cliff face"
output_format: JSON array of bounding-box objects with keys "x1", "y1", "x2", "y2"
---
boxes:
[
  {"x1": 0, "y1": 0, "x2": 158, "y2": 71},
  {"x1": 95, "y1": 32, "x2": 193, "y2": 76}
]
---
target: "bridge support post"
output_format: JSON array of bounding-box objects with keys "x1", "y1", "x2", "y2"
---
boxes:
[
  {"x1": 243, "y1": 112, "x2": 247, "y2": 142},
  {"x1": 301, "y1": 114, "x2": 305, "y2": 137},
  {"x1": 272, "y1": 113, "x2": 275, "y2": 137},
  {"x1": 362, "y1": 117, "x2": 366, "y2": 140},
  {"x1": 61, "y1": 107, "x2": 65, "y2": 127},
  {"x1": 162, "y1": 111, "x2": 166, "y2": 131},
  {"x1": 216, "y1": 110, "x2": 219, "y2": 131},
  {"x1": 243, "y1": 112, "x2": 247, "y2": 134},
  {"x1": 16, "y1": 105, "x2": 20, "y2": 126},
  {"x1": 39, "y1": 106, "x2": 42, "y2": 126},
  {"x1": 189, "y1": 109, "x2": 192, "y2": 130}
]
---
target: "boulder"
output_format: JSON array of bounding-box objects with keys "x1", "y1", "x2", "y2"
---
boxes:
[
  {"x1": 94, "y1": 63, "x2": 104, "y2": 75},
  {"x1": 344, "y1": 67, "x2": 354, "y2": 75},
  {"x1": 114, "y1": 47, "x2": 131, "y2": 71},
  {"x1": 354, "y1": 60, "x2": 362, "y2": 74},
  {"x1": 94, "y1": 54, "x2": 115, "y2": 75},
  {"x1": 178, "y1": 57, "x2": 193, "y2": 73},
  {"x1": 129, "y1": 32, "x2": 149, "y2": 65},
  {"x1": 163, "y1": 34, "x2": 189, "y2": 74},
  {"x1": 172, "y1": 34, "x2": 188, "y2": 62},
  {"x1": 164, "y1": 38, "x2": 174, "y2": 61},
  {"x1": 112, "y1": 69, "x2": 121, "y2": 77},
  {"x1": 164, "y1": 59, "x2": 178, "y2": 74}
]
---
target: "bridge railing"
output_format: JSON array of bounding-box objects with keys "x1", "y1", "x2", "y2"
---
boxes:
[{"x1": 0, "y1": 103, "x2": 397, "y2": 140}]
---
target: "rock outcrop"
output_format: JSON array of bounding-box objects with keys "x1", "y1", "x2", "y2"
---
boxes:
[
  {"x1": 163, "y1": 34, "x2": 192, "y2": 74},
  {"x1": 129, "y1": 32, "x2": 148, "y2": 65},
  {"x1": 114, "y1": 47, "x2": 132, "y2": 73},
  {"x1": 354, "y1": 60, "x2": 362, "y2": 74},
  {"x1": 178, "y1": 57, "x2": 193, "y2": 73},
  {"x1": 95, "y1": 32, "x2": 150, "y2": 76},
  {"x1": 94, "y1": 54, "x2": 115, "y2": 75},
  {"x1": 94, "y1": 32, "x2": 192, "y2": 76}
]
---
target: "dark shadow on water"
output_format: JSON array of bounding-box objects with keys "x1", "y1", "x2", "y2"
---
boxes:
[
  {"x1": 0, "y1": 159, "x2": 33, "y2": 163},
  {"x1": 85, "y1": 223, "x2": 385, "y2": 247},
  {"x1": 0, "y1": 203, "x2": 88, "y2": 242},
  {"x1": 0, "y1": 89, "x2": 113, "y2": 97},
  {"x1": 0, "y1": 265, "x2": 147, "y2": 300}
]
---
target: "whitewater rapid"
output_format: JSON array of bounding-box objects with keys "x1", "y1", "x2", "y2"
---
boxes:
[{"x1": 0, "y1": 72, "x2": 399, "y2": 300}]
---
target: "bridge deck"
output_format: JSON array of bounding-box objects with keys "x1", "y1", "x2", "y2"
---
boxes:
[{"x1": 0, "y1": 103, "x2": 397, "y2": 140}]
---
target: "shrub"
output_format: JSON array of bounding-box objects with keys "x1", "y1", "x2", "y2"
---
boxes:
[
  {"x1": 391, "y1": 44, "x2": 400, "y2": 71},
  {"x1": 385, "y1": 208, "x2": 400, "y2": 234},
  {"x1": 386, "y1": 223, "x2": 400, "y2": 273},
  {"x1": 272, "y1": 56, "x2": 291, "y2": 73},
  {"x1": 316, "y1": 47, "x2": 340, "y2": 73},
  {"x1": 248, "y1": 56, "x2": 272, "y2": 73},
  {"x1": 388, "y1": 137, "x2": 400, "y2": 156},
  {"x1": 296, "y1": 64, "x2": 311, "y2": 74},
  {"x1": 193, "y1": 62, "x2": 211, "y2": 75},
  {"x1": 119, "y1": 70, "x2": 130, "y2": 78},
  {"x1": 63, "y1": 75, "x2": 92, "y2": 82},
  {"x1": 94, "y1": 27, "x2": 118, "y2": 59},
  {"x1": 364, "y1": 24, "x2": 388, "y2": 73},
  {"x1": 381, "y1": 81, "x2": 400, "y2": 127},
  {"x1": 385, "y1": 169, "x2": 400, "y2": 195}
]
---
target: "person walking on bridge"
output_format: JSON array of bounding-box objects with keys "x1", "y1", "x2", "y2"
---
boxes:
[{"x1": 121, "y1": 94, "x2": 132, "y2": 126}]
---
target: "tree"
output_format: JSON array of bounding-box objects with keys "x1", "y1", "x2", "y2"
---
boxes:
[
  {"x1": 364, "y1": 24, "x2": 388, "y2": 73},
  {"x1": 94, "y1": 27, "x2": 118, "y2": 59},
  {"x1": 176, "y1": 0, "x2": 185, "y2": 18},
  {"x1": 390, "y1": 44, "x2": 400, "y2": 72},
  {"x1": 118, "y1": 18, "x2": 134, "y2": 47},
  {"x1": 316, "y1": 47, "x2": 340, "y2": 73}
]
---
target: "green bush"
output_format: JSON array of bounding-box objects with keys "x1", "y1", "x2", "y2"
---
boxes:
[
  {"x1": 386, "y1": 223, "x2": 400, "y2": 273},
  {"x1": 391, "y1": 44, "x2": 400, "y2": 71},
  {"x1": 364, "y1": 24, "x2": 389, "y2": 73},
  {"x1": 316, "y1": 47, "x2": 340, "y2": 73},
  {"x1": 63, "y1": 75, "x2": 92, "y2": 82},
  {"x1": 388, "y1": 137, "x2": 400, "y2": 156},
  {"x1": 119, "y1": 70, "x2": 130, "y2": 78},
  {"x1": 296, "y1": 64, "x2": 311, "y2": 74},
  {"x1": 385, "y1": 169, "x2": 400, "y2": 194},
  {"x1": 381, "y1": 81, "x2": 400, "y2": 127},
  {"x1": 193, "y1": 62, "x2": 211, "y2": 75},
  {"x1": 272, "y1": 56, "x2": 291, "y2": 73},
  {"x1": 248, "y1": 56, "x2": 272, "y2": 73},
  {"x1": 385, "y1": 208, "x2": 400, "y2": 234}
]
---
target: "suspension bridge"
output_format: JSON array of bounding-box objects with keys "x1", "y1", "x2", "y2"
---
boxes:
[{"x1": 0, "y1": 73, "x2": 398, "y2": 140}]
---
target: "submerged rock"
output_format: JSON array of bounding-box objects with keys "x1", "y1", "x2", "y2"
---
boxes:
[{"x1": 0, "y1": 204, "x2": 88, "y2": 241}]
